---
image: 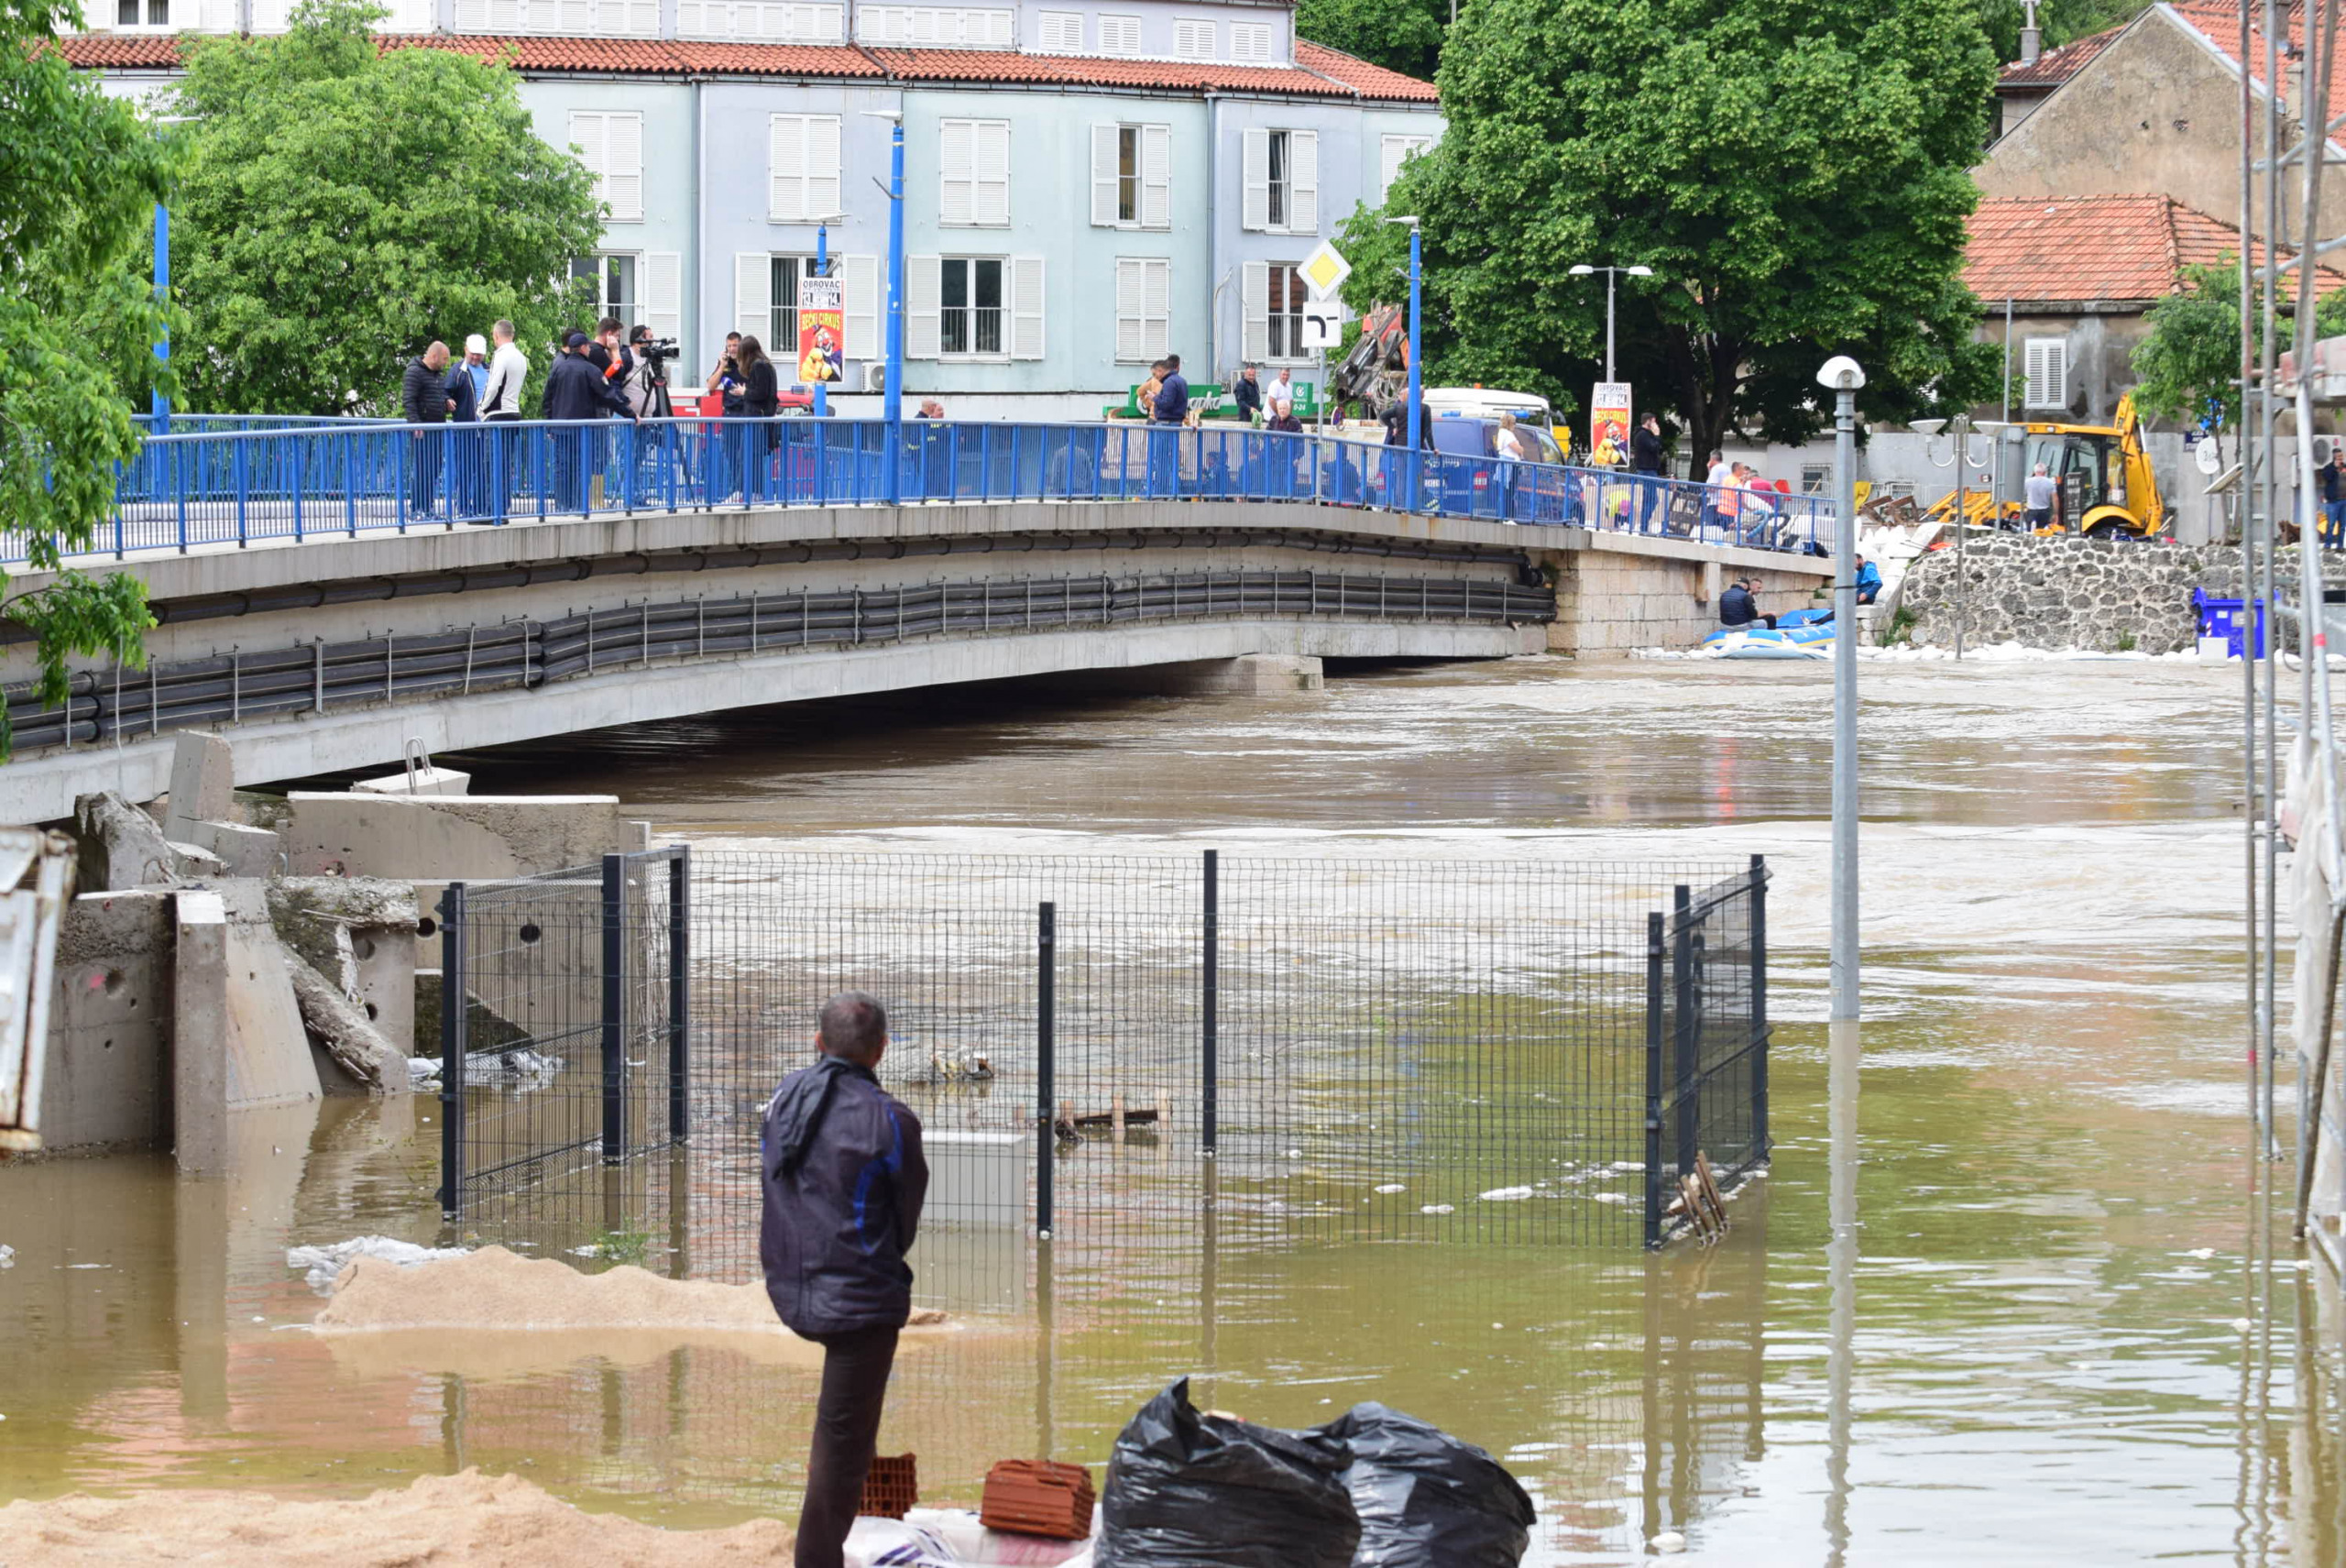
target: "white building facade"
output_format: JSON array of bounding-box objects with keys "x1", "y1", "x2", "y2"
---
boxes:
[{"x1": 67, "y1": 0, "x2": 1442, "y2": 419}]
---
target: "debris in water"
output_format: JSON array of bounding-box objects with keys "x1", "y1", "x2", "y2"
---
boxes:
[
  {"x1": 1374, "y1": 1184, "x2": 1407, "y2": 1194},
  {"x1": 1651, "y1": 1530, "x2": 1687, "y2": 1553},
  {"x1": 1591, "y1": 1192, "x2": 1631, "y2": 1205},
  {"x1": 1478, "y1": 1186, "x2": 1535, "y2": 1201},
  {"x1": 0, "y1": 1244, "x2": 12, "y2": 1268},
  {"x1": 2231, "y1": 1318, "x2": 2253, "y2": 1332},
  {"x1": 1420, "y1": 1204, "x2": 1454, "y2": 1215},
  {"x1": 1287, "y1": 1148, "x2": 1303, "y2": 1159},
  {"x1": 2185, "y1": 1247, "x2": 2215, "y2": 1260},
  {"x1": 287, "y1": 1236, "x2": 470, "y2": 1293}
]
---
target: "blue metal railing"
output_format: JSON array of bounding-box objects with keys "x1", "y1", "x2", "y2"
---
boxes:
[{"x1": 49, "y1": 418, "x2": 1838, "y2": 564}]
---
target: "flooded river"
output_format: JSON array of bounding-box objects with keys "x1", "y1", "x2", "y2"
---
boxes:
[{"x1": 4, "y1": 653, "x2": 2338, "y2": 1564}]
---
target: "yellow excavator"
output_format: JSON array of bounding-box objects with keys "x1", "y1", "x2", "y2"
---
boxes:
[{"x1": 1920, "y1": 394, "x2": 2169, "y2": 539}]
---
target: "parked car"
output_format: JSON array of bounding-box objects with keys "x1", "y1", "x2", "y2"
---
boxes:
[{"x1": 1398, "y1": 415, "x2": 1569, "y2": 521}]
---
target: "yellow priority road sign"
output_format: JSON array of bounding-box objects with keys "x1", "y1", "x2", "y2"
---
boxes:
[{"x1": 1298, "y1": 240, "x2": 1351, "y2": 300}]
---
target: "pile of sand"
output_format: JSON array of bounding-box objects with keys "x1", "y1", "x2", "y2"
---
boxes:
[
  {"x1": 308, "y1": 1245, "x2": 947, "y2": 1376},
  {"x1": 0, "y1": 1470, "x2": 794, "y2": 1566}
]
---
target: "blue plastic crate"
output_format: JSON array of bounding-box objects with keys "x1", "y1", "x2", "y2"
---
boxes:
[{"x1": 2192, "y1": 588, "x2": 2268, "y2": 658}]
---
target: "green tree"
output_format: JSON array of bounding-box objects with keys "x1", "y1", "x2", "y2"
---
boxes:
[
  {"x1": 0, "y1": 0, "x2": 177, "y2": 762},
  {"x1": 2131, "y1": 260, "x2": 2346, "y2": 462},
  {"x1": 1337, "y1": 0, "x2": 2001, "y2": 460},
  {"x1": 166, "y1": 0, "x2": 602, "y2": 415},
  {"x1": 1296, "y1": 0, "x2": 1448, "y2": 80}
]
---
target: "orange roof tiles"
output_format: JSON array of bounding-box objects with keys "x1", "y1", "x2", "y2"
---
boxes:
[
  {"x1": 1295, "y1": 39, "x2": 1438, "y2": 101},
  {"x1": 1996, "y1": 24, "x2": 2121, "y2": 89},
  {"x1": 2169, "y1": 3, "x2": 2346, "y2": 130},
  {"x1": 54, "y1": 28, "x2": 1439, "y2": 98},
  {"x1": 1965, "y1": 193, "x2": 2346, "y2": 304}
]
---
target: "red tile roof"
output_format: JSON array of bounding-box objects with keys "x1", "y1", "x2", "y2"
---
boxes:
[
  {"x1": 2169, "y1": 3, "x2": 2346, "y2": 135},
  {"x1": 1295, "y1": 39, "x2": 1440, "y2": 102},
  {"x1": 1995, "y1": 24, "x2": 2121, "y2": 89},
  {"x1": 1965, "y1": 192, "x2": 2346, "y2": 304},
  {"x1": 53, "y1": 29, "x2": 1440, "y2": 99}
]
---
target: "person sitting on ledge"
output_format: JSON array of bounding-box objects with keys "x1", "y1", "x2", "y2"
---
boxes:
[
  {"x1": 1856, "y1": 555, "x2": 1881, "y2": 605},
  {"x1": 1720, "y1": 577, "x2": 1777, "y2": 630}
]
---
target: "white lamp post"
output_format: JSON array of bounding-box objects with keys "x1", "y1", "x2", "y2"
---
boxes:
[{"x1": 1567, "y1": 262, "x2": 1653, "y2": 383}]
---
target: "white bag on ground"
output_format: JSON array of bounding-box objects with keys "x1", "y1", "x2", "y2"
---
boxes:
[{"x1": 844, "y1": 1516, "x2": 965, "y2": 1567}]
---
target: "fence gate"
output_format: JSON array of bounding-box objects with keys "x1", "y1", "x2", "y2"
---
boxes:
[{"x1": 434, "y1": 848, "x2": 1768, "y2": 1266}]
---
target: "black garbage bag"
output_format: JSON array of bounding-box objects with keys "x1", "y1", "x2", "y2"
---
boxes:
[
  {"x1": 1098, "y1": 1377, "x2": 1361, "y2": 1568},
  {"x1": 1321, "y1": 1403, "x2": 1535, "y2": 1567}
]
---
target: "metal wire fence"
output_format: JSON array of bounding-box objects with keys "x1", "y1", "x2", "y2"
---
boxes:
[{"x1": 433, "y1": 849, "x2": 1770, "y2": 1277}]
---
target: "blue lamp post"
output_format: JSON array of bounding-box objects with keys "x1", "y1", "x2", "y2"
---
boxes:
[
  {"x1": 1385, "y1": 215, "x2": 1423, "y2": 510},
  {"x1": 858, "y1": 111, "x2": 901, "y2": 502},
  {"x1": 152, "y1": 203, "x2": 170, "y2": 434}
]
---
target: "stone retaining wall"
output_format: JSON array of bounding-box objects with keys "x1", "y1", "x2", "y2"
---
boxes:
[{"x1": 1901, "y1": 534, "x2": 2226, "y2": 653}]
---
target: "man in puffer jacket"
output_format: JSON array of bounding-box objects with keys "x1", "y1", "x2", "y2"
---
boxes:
[
  {"x1": 400, "y1": 341, "x2": 452, "y2": 516},
  {"x1": 760, "y1": 991, "x2": 928, "y2": 1568}
]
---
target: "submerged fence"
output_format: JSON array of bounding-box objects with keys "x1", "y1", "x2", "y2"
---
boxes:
[
  {"x1": 435, "y1": 849, "x2": 1770, "y2": 1271},
  {"x1": 57, "y1": 417, "x2": 1836, "y2": 564}
]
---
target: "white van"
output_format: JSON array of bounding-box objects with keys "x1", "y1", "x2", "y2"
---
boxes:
[{"x1": 1422, "y1": 387, "x2": 1554, "y2": 425}]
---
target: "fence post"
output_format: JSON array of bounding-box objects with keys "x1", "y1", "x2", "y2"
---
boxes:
[
  {"x1": 1201, "y1": 849, "x2": 1219, "y2": 1157},
  {"x1": 668, "y1": 848, "x2": 690, "y2": 1146},
  {"x1": 1643, "y1": 909, "x2": 1664, "y2": 1248},
  {"x1": 1749, "y1": 852, "x2": 1770, "y2": 1163},
  {"x1": 1037, "y1": 900, "x2": 1056, "y2": 1238},
  {"x1": 1672, "y1": 883, "x2": 1699, "y2": 1205},
  {"x1": 601, "y1": 853, "x2": 626, "y2": 1164},
  {"x1": 438, "y1": 882, "x2": 467, "y2": 1220}
]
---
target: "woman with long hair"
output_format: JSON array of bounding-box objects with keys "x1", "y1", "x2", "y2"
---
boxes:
[{"x1": 732, "y1": 334, "x2": 780, "y2": 501}]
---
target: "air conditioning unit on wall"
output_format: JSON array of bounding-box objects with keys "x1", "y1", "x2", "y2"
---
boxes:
[{"x1": 861, "y1": 363, "x2": 889, "y2": 393}]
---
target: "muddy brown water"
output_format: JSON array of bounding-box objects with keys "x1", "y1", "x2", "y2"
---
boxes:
[{"x1": 3, "y1": 653, "x2": 2339, "y2": 1564}]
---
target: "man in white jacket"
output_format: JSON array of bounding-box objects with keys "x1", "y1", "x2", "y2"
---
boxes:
[{"x1": 478, "y1": 320, "x2": 528, "y2": 422}]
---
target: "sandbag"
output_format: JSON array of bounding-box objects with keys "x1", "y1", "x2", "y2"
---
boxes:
[
  {"x1": 1097, "y1": 1378, "x2": 1359, "y2": 1568},
  {"x1": 1321, "y1": 1403, "x2": 1534, "y2": 1567}
]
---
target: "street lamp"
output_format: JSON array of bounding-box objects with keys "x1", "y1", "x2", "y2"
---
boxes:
[
  {"x1": 861, "y1": 110, "x2": 905, "y2": 501},
  {"x1": 809, "y1": 211, "x2": 849, "y2": 418},
  {"x1": 148, "y1": 113, "x2": 196, "y2": 434},
  {"x1": 1385, "y1": 215, "x2": 1422, "y2": 510},
  {"x1": 1568, "y1": 262, "x2": 1653, "y2": 384},
  {"x1": 1818, "y1": 354, "x2": 1865, "y2": 1025},
  {"x1": 1911, "y1": 413, "x2": 2000, "y2": 661}
]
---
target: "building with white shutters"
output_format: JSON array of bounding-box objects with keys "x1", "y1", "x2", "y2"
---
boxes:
[{"x1": 63, "y1": 1, "x2": 1442, "y2": 419}]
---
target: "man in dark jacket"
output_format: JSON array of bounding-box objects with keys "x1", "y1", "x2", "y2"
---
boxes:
[
  {"x1": 400, "y1": 341, "x2": 452, "y2": 516},
  {"x1": 1233, "y1": 364, "x2": 1262, "y2": 425},
  {"x1": 542, "y1": 333, "x2": 634, "y2": 511},
  {"x1": 762, "y1": 991, "x2": 928, "y2": 1568},
  {"x1": 1630, "y1": 412, "x2": 1667, "y2": 534},
  {"x1": 1719, "y1": 578, "x2": 1776, "y2": 630}
]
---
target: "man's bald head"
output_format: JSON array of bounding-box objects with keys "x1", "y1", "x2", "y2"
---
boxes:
[{"x1": 817, "y1": 991, "x2": 888, "y2": 1065}]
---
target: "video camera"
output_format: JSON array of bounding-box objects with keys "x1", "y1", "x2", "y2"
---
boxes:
[{"x1": 633, "y1": 335, "x2": 682, "y2": 389}]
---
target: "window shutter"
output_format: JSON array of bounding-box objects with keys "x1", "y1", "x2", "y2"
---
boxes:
[
  {"x1": 1242, "y1": 260, "x2": 1269, "y2": 361},
  {"x1": 771, "y1": 115, "x2": 804, "y2": 223},
  {"x1": 940, "y1": 121, "x2": 973, "y2": 226},
  {"x1": 560, "y1": 0, "x2": 590, "y2": 28},
  {"x1": 645, "y1": 252, "x2": 683, "y2": 354},
  {"x1": 842, "y1": 254, "x2": 878, "y2": 359},
  {"x1": 455, "y1": 0, "x2": 488, "y2": 28},
  {"x1": 1144, "y1": 258, "x2": 1169, "y2": 361},
  {"x1": 490, "y1": 0, "x2": 521, "y2": 27},
  {"x1": 1012, "y1": 256, "x2": 1045, "y2": 360},
  {"x1": 2024, "y1": 337, "x2": 2067, "y2": 409},
  {"x1": 1092, "y1": 124, "x2": 1121, "y2": 227},
  {"x1": 623, "y1": 0, "x2": 656, "y2": 31},
  {"x1": 981, "y1": 8, "x2": 1013, "y2": 45},
  {"x1": 676, "y1": 0, "x2": 707, "y2": 30},
  {"x1": 1098, "y1": 13, "x2": 1138, "y2": 53},
  {"x1": 571, "y1": 112, "x2": 605, "y2": 206},
  {"x1": 736, "y1": 252, "x2": 773, "y2": 342},
  {"x1": 975, "y1": 120, "x2": 1010, "y2": 226},
  {"x1": 1230, "y1": 20, "x2": 1271, "y2": 60},
  {"x1": 1141, "y1": 124, "x2": 1170, "y2": 229},
  {"x1": 1174, "y1": 17, "x2": 1211, "y2": 57},
  {"x1": 1288, "y1": 129, "x2": 1318, "y2": 235},
  {"x1": 1380, "y1": 136, "x2": 1427, "y2": 204},
  {"x1": 1037, "y1": 9, "x2": 1079, "y2": 49},
  {"x1": 1116, "y1": 258, "x2": 1143, "y2": 363},
  {"x1": 605, "y1": 114, "x2": 643, "y2": 221},
  {"x1": 1242, "y1": 128, "x2": 1270, "y2": 232},
  {"x1": 906, "y1": 256, "x2": 943, "y2": 358},
  {"x1": 809, "y1": 115, "x2": 841, "y2": 218}
]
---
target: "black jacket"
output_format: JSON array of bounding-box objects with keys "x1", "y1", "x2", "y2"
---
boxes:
[
  {"x1": 759, "y1": 1055, "x2": 928, "y2": 1336},
  {"x1": 1233, "y1": 378, "x2": 1262, "y2": 418},
  {"x1": 543, "y1": 350, "x2": 633, "y2": 422},
  {"x1": 401, "y1": 357, "x2": 451, "y2": 425},
  {"x1": 742, "y1": 358, "x2": 779, "y2": 418},
  {"x1": 1631, "y1": 425, "x2": 1665, "y2": 475},
  {"x1": 444, "y1": 363, "x2": 481, "y2": 423},
  {"x1": 1719, "y1": 584, "x2": 1757, "y2": 627}
]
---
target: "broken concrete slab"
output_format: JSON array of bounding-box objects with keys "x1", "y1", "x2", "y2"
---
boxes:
[
  {"x1": 38, "y1": 891, "x2": 173, "y2": 1152},
  {"x1": 267, "y1": 878, "x2": 419, "y2": 1053},
  {"x1": 353, "y1": 765, "x2": 471, "y2": 796},
  {"x1": 164, "y1": 732, "x2": 234, "y2": 842},
  {"x1": 74, "y1": 791, "x2": 185, "y2": 892},
  {"x1": 280, "y1": 794, "x2": 642, "y2": 880},
  {"x1": 172, "y1": 886, "x2": 318, "y2": 1173},
  {"x1": 284, "y1": 952, "x2": 409, "y2": 1094},
  {"x1": 187, "y1": 819, "x2": 280, "y2": 878}
]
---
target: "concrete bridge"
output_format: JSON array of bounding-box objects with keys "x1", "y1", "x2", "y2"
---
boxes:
[{"x1": 3, "y1": 477, "x2": 1829, "y2": 826}]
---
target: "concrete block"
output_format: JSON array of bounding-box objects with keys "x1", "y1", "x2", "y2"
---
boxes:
[
  {"x1": 187, "y1": 819, "x2": 280, "y2": 878},
  {"x1": 172, "y1": 887, "x2": 319, "y2": 1174},
  {"x1": 280, "y1": 793, "x2": 634, "y2": 880},
  {"x1": 925, "y1": 1130, "x2": 1029, "y2": 1226},
  {"x1": 352, "y1": 765, "x2": 472, "y2": 797},
  {"x1": 73, "y1": 791, "x2": 183, "y2": 892},
  {"x1": 266, "y1": 878, "x2": 419, "y2": 1056},
  {"x1": 38, "y1": 891, "x2": 174, "y2": 1151},
  {"x1": 164, "y1": 732, "x2": 234, "y2": 842}
]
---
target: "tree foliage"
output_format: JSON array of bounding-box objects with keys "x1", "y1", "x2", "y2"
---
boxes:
[
  {"x1": 1295, "y1": 0, "x2": 1448, "y2": 81},
  {"x1": 2131, "y1": 261, "x2": 2346, "y2": 457},
  {"x1": 164, "y1": 0, "x2": 602, "y2": 414},
  {"x1": 1337, "y1": 0, "x2": 2002, "y2": 459},
  {"x1": 0, "y1": 0, "x2": 176, "y2": 761},
  {"x1": 1974, "y1": 0, "x2": 2150, "y2": 60}
]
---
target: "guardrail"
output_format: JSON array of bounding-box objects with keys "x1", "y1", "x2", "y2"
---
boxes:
[{"x1": 44, "y1": 418, "x2": 1836, "y2": 565}]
